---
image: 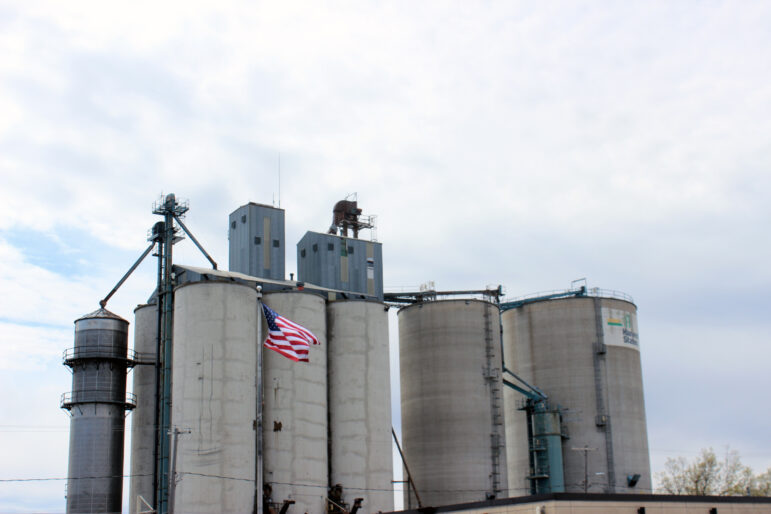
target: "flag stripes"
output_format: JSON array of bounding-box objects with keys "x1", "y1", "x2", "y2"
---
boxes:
[{"x1": 261, "y1": 303, "x2": 320, "y2": 362}]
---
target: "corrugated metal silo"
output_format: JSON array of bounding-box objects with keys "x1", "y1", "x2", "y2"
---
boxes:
[
  {"x1": 129, "y1": 303, "x2": 158, "y2": 513},
  {"x1": 399, "y1": 300, "x2": 507, "y2": 507},
  {"x1": 502, "y1": 295, "x2": 651, "y2": 495},
  {"x1": 262, "y1": 291, "x2": 328, "y2": 514},
  {"x1": 171, "y1": 281, "x2": 259, "y2": 513},
  {"x1": 62, "y1": 308, "x2": 133, "y2": 514},
  {"x1": 327, "y1": 300, "x2": 393, "y2": 512}
]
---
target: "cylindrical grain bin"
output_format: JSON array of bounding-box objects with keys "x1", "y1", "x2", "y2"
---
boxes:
[
  {"x1": 262, "y1": 291, "x2": 328, "y2": 514},
  {"x1": 399, "y1": 300, "x2": 507, "y2": 508},
  {"x1": 502, "y1": 294, "x2": 651, "y2": 495},
  {"x1": 327, "y1": 300, "x2": 393, "y2": 512},
  {"x1": 62, "y1": 308, "x2": 132, "y2": 514},
  {"x1": 171, "y1": 281, "x2": 259, "y2": 513},
  {"x1": 129, "y1": 302, "x2": 158, "y2": 513}
]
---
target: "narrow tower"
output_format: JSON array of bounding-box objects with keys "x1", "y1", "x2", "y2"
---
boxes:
[
  {"x1": 228, "y1": 202, "x2": 286, "y2": 279},
  {"x1": 61, "y1": 308, "x2": 135, "y2": 513}
]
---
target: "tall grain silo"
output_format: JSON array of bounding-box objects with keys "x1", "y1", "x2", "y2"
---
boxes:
[
  {"x1": 327, "y1": 300, "x2": 393, "y2": 512},
  {"x1": 61, "y1": 308, "x2": 134, "y2": 514},
  {"x1": 262, "y1": 291, "x2": 328, "y2": 514},
  {"x1": 399, "y1": 299, "x2": 507, "y2": 507},
  {"x1": 129, "y1": 302, "x2": 158, "y2": 513},
  {"x1": 170, "y1": 281, "x2": 259, "y2": 513},
  {"x1": 502, "y1": 293, "x2": 651, "y2": 496}
]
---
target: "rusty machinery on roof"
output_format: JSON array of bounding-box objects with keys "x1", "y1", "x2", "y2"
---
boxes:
[{"x1": 327, "y1": 197, "x2": 374, "y2": 239}]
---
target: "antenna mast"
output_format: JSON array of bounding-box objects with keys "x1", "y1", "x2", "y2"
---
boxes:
[{"x1": 278, "y1": 153, "x2": 281, "y2": 208}]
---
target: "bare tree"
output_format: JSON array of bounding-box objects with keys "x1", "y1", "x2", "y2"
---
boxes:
[{"x1": 655, "y1": 447, "x2": 767, "y2": 496}]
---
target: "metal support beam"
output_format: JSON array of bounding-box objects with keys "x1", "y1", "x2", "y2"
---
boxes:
[
  {"x1": 392, "y1": 428, "x2": 422, "y2": 508},
  {"x1": 99, "y1": 242, "x2": 156, "y2": 308},
  {"x1": 499, "y1": 287, "x2": 587, "y2": 312},
  {"x1": 172, "y1": 214, "x2": 217, "y2": 270},
  {"x1": 384, "y1": 286, "x2": 502, "y2": 305}
]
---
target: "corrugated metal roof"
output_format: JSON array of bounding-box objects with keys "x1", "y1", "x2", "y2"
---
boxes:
[
  {"x1": 75, "y1": 307, "x2": 128, "y2": 322},
  {"x1": 173, "y1": 264, "x2": 356, "y2": 296}
]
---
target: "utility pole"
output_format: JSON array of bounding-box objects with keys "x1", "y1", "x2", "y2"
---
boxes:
[
  {"x1": 168, "y1": 427, "x2": 190, "y2": 514},
  {"x1": 255, "y1": 286, "x2": 264, "y2": 514},
  {"x1": 571, "y1": 445, "x2": 597, "y2": 494}
]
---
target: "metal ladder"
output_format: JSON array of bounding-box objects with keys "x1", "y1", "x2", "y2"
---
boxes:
[{"x1": 483, "y1": 304, "x2": 504, "y2": 497}]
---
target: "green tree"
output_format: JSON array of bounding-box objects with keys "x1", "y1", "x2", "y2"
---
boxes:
[{"x1": 655, "y1": 447, "x2": 767, "y2": 496}]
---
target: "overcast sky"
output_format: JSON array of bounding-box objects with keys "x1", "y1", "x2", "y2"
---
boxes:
[{"x1": 1, "y1": 1, "x2": 770, "y2": 512}]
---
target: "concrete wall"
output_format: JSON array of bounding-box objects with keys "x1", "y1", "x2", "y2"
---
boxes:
[
  {"x1": 129, "y1": 303, "x2": 158, "y2": 513},
  {"x1": 171, "y1": 282, "x2": 259, "y2": 514},
  {"x1": 262, "y1": 291, "x2": 328, "y2": 514},
  {"x1": 502, "y1": 297, "x2": 651, "y2": 496},
  {"x1": 399, "y1": 300, "x2": 507, "y2": 507},
  {"x1": 328, "y1": 300, "x2": 393, "y2": 512}
]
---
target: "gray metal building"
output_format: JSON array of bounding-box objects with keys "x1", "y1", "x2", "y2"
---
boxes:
[
  {"x1": 228, "y1": 202, "x2": 285, "y2": 280},
  {"x1": 297, "y1": 231, "x2": 383, "y2": 300},
  {"x1": 502, "y1": 293, "x2": 651, "y2": 496}
]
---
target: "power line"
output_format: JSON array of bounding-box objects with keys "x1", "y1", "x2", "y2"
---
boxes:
[{"x1": 0, "y1": 473, "x2": 151, "y2": 483}]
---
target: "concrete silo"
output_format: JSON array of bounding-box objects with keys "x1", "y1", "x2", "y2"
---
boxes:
[
  {"x1": 399, "y1": 299, "x2": 507, "y2": 507},
  {"x1": 170, "y1": 281, "x2": 259, "y2": 513},
  {"x1": 502, "y1": 293, "x2": 651, "y2": 496},
  {"x1": 262, "y1": 291, "x2": 328, "y2": 514},
  {"x1": 61, "y1": 308, "x2": 134, "y2": 514},
  {"x1": 129, "y1": 303, "x2": 158, "y2": 513},
  {"x1": 327, "y1": 300, "x2": 393, "y2": 512}
]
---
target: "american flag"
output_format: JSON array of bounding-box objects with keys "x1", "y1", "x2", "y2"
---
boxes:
[{"x1": 261, "y1": 304, "x2": 320, "y2": 362}]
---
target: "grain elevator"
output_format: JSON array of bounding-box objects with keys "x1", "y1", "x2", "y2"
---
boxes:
[{"x1": 61, "y1": 194, "x2": 653, "y2": 514}]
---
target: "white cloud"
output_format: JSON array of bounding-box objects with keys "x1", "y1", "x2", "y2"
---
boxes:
[{"x1": 1, "y1": 1, "x2": 770, "y2": 510}]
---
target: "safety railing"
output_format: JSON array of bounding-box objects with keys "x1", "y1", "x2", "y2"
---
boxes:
[
  {"x1": 60, "y1": 391, "x2": 137, "y2": 410},
  {"x1": 62, "y1": 347, "x2": 137, "y2": 366}
]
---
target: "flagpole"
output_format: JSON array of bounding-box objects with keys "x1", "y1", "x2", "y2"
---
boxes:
[{"x1": 256, "y1": 285, "x2": 264, "y2": 514}]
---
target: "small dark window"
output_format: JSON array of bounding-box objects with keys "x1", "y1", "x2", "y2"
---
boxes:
[
  {"x1": 254, "y1": 237, "x2": 261, "y2": 245},
  {"x1": 241, "y1": 215, "x2": 246, "y2": 223},
  {"x1": 312, "y1": 244, "x2": 318, "y2": 252},
  {"x1": 231, "y1": 221, "x2": 236, "y2": 229},
  {"x1": 347, "y1": 246, "x2": 354, "y2": 254},
  {"x1": 300, "y1": 249, "x2": 306, "y2": 258},
  {"x1": 273, "y1": 239, "x2": 280, "y2": 248},
  {"x1": 327, "y1": 243, "x2": 334, "y2": 251}
]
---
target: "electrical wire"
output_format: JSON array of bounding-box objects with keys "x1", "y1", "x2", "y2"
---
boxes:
[{"x1": 0, "y1": 473, "x2": 152, "y2": 483}]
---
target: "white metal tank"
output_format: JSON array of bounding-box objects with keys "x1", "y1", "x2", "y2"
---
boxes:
[
  {"x1": 171, "y1": 281, "x2": 259, "y2": 513},
  {"x1": 327, "y1": 300, "x2": 393, "y2": 512},
  {"x1": 399, "y1": 300, "x2": 507, "y2": 507},
  {"x1": 502, "y1": 295, "x2": 651, "y2": 495},
  {"x1": 262, "y1": 291, "x2": 328, "y2": 514},
  {"x1": 129, "y1": 303, "x2": 158, "y2": 513}
]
